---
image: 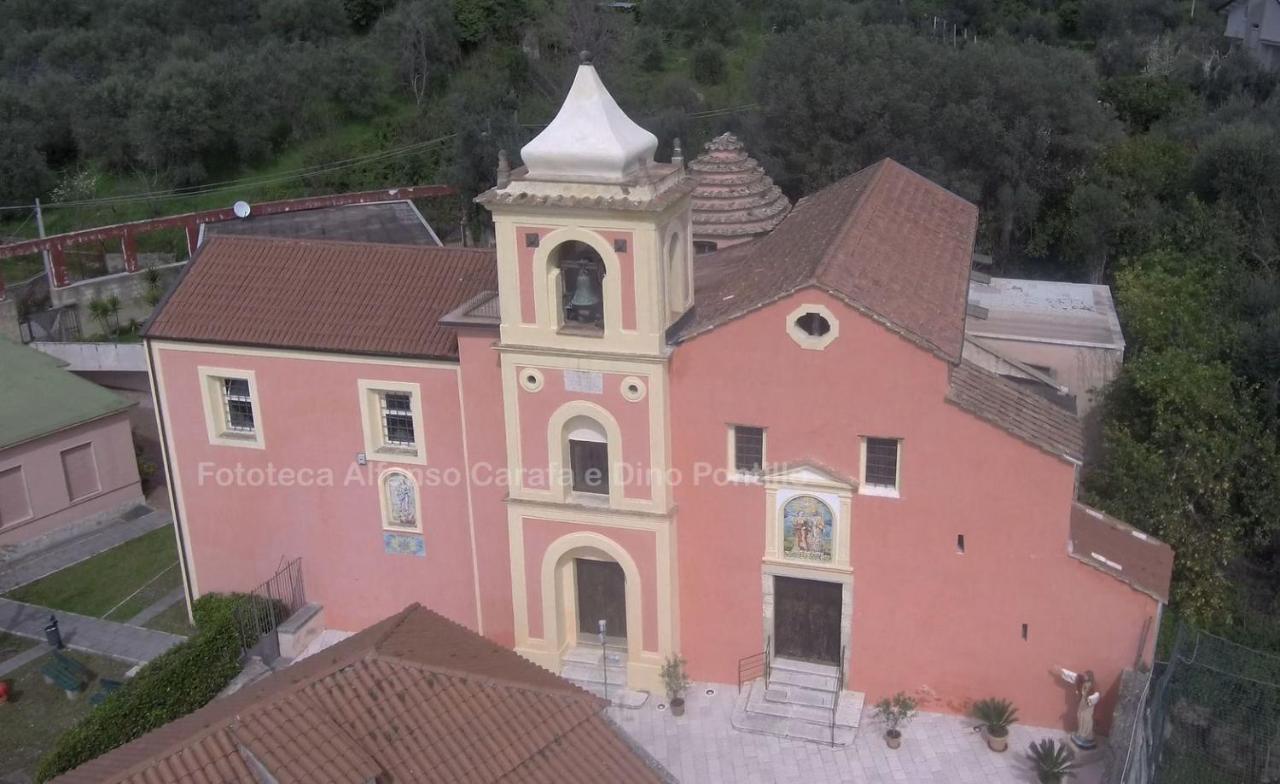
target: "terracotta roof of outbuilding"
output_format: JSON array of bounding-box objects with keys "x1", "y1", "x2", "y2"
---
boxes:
[
  {"x1": 145, "y1": 236, "x2": 497, "y2": 360},
  {"x1": 689, "y1": 133, "x2": 791, "y2": 241},
  {"x1": 1069, "y1": 502, "x2": 1174, "y2": 603},
  {"x1": 53, "y1": 604, "x2": 671, "y2": 784},
  {"x1": 674, "y1": 158, "x2": 978, "y2": 361},
  {"x1": 946, "y1": 361, "x2": 1085, "y2": 464}
]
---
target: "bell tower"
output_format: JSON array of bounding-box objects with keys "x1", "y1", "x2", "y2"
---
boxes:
[
  {"x1": 475, "y1": 60, "x2": 690, "y2": 694},
  {"x1": 478, "y1": 59, "x2": 695, "y2": 358}
]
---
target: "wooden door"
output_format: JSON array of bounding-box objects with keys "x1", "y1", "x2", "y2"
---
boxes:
[
  {"x1": 576, "y1": 559, "x2": 627, "y2": 639},
  {"x1": 773, "y1": 576, "x2": 842, "y2": 664}
]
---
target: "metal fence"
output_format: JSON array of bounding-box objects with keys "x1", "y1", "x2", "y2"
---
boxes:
[
  {"x1": 232, "y1": 558, "x2": 305, "y2": 659},
  {"x1": 1122, "y1": 623, "x2": 1280, "y2": 784}
]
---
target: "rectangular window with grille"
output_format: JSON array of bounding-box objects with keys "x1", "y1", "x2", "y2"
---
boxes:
[
  {"x1": 380, "y1": 392, "x2": 416, "y2": 448},
  {"x1": 570, "y1": 439, "x2": 609, "y2": 494},
  {"x1": 863, "y1": 437, "x2": 900, "y2": 489},
  {"x1": 221, "y1": 378, "x2": 255, "y2": 433},
  {"x1": 733, "y1": 426, "x2": 765, "y2": 473}
]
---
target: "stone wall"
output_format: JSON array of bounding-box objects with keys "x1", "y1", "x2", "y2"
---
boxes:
[{"x1": 49, "y1": 261, "x2": 185, "y2": 332}]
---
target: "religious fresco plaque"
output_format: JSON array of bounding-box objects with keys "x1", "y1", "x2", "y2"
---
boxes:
[
  {"x1": 384, "y1": 472, "x2": 417, "y2": 529},
  {"x1": 782, "y1": 495, "x2": 834, "y2": 562},
  {"x1": 383, "y1": 532, "x2": 425, "y2": 557}
]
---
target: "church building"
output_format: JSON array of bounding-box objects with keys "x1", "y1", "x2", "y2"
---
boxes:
[{"x1": 144, "y1": 63, "x2": 1173, "y2": 736}]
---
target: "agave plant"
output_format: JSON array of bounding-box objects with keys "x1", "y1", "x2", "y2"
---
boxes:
[
  {"x1": 971, "y1": 698, "x2": 1019, "y2": 738},
  {"x1": 1028, "y1": 738, "x2": 1077, "y2": 784}
]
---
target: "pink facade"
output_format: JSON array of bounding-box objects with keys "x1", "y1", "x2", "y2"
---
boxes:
[
  {"x1": 154, "y1": 347, "x2": 483, "y2": 632},
  {"x1": 669, "y1": 289, "x2": 1157, "y2": 729},
  {"x1": 151, "y1": 72, "x2": 1168, "y2": 739},
  {"x1": 0, "y1": 413, "x2": 143, "y2": 547}
]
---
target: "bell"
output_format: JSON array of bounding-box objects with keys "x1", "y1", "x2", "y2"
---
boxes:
[{"x1": 568, "y1": 268, "x2": 602, "y2": 323}]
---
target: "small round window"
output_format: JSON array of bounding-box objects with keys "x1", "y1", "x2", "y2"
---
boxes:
[
  {"x1": 796, "y1": 312, "x2": 831, "y2": 337},
  {"x1": 520, "y1": 368, "x2": 545, "y2": 392}
]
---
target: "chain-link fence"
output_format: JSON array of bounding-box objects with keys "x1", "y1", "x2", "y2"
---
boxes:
[{"x1": 1127, "y1": 623, "x2": 1280, "y2": 784}]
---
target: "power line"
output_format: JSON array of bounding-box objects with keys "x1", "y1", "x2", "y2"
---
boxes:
[
  {"x1": 0, "y1": 101, "x2": 759, "y2": 213},
  {"x1": 3, "y1": 133, "x2": 458, "y2": 212}
]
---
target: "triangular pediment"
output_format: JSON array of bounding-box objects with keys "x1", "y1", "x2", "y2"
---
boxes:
[{"x1": 761, "y1": 461, "x2": 856, "y2": 491}]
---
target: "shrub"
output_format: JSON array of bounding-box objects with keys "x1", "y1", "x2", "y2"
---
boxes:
[
  {"x1": 35, "y1": 594, "x2": 248, "y2": 782},
  {"x1": 659, "y1": 654, "x2": 690, "y2": 702},
  {"x1": 872, "y1": 691, "x2": 918, "y2": 736},
  {"x1": 1028, "y1": 737, "x2": 1078, "y2": 784},
  {"x1": 971, "y1": 697, "x2": 1019, "y2": 738},
  {"x1": 691, "y1": 42, "x2": 727, "y2": 85}
]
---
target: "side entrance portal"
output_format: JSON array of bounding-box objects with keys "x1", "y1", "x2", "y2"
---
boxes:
[
  {"x1": 576, "y1": 558, "x2": 627, "y2": 639},
  {"x1": 774, "y1": 576, "x2": 842, "y2": 664}
]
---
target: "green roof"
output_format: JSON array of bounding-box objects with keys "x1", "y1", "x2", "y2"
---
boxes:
[{"x1": 0, "y1": 339, "x2": 134, "y2": 450}]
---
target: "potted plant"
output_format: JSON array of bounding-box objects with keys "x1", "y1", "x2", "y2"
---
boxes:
[
  {"x1": 872, "y1": 691, "x2": 918, "y2": 749},
  {"x1": 1028, "y1": 738, "x2": 1078, "y2": 784},
  {"x1": 971, "y1": 697, "x2": 1019, "y2": 752},
  {"x1": 660, "y1": 654, "x2": 690, "y2": 716}
]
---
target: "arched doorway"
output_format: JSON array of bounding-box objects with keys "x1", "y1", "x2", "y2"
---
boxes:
[{"x1": 540, "y1": 533, "x2": 643, "y2": 663}]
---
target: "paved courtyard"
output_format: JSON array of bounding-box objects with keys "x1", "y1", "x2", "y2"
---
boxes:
[{"x1": 607, "y1": 682, "x2": 1107, "y2": 784}]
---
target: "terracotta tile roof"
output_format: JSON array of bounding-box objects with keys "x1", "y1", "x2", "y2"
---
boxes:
[
  {"x1": 674, "y1": 159, "x2": 979, "y2": 361},
  {"x1": 946, "y1": 361, "x2": 1085, "y2": 464},
  {"x1": 53, "y1": 604, "x2": 670, "y2": 784},
  {"x1": 144, "y1": 236, "x2": 497, "y2": 360},
  {"x1": 1069, "y1": 502, "x2": 1174, "y2": 602}
]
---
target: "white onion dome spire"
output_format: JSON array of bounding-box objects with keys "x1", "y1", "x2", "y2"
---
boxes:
[{"x1": 520, "y1": 62, "x2": 659, "y2": 183}]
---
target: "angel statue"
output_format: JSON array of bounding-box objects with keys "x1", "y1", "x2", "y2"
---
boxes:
[{"x1": 1057, "y1": 668, "x2": 1100, "y2": 749}]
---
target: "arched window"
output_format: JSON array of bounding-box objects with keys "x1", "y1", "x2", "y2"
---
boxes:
[
  {"x1": 667, "y1": 233, "x2": 685, "y2": 311},
  {"x1": 565, "y1": 415, "x2": 609, "y2": 495},
  {"x1": 380, "y1": 470, "x2": 420, "y2": 531},
  {"x1": 552, "y1": 241, "x2": 606, "y2": 331}
]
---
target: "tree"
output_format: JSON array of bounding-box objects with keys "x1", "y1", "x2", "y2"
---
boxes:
[
  {"x1": 691, "y1": 41, "x2": 727, "y2": 85},
  {"x1": 1192, "y1": 122, "x2": 1280, "y2": 267},
  {"x1": 752, "y1": 20, "x2": 1119, "y2": 260},
  {"x1": 379, "y1": 0, "x2": 462, "y2": 108}
]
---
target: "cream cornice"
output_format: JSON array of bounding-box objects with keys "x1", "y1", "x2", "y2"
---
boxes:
[{"x1": 147, "y1": 339, "x2": 461, "y2": 371}]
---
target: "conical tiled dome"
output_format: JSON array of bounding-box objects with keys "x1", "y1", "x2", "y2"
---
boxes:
[{"x1": 689, "y1": 133, "x2": 791, "y2": 249}]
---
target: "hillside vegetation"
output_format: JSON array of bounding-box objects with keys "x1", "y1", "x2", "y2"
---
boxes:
[{"x1": 4, "y1": 0, "x2": 1280, "y2": 650}]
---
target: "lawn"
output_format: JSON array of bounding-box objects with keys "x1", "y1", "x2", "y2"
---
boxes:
[
  {"x1": 143, "y1": 602, "x2": 196, "y2": 637},
  {"x1": 5, "y1": 528, "x2": 181, "y2": 621},
  {"x1": 0, "y1": 631, "x2": 33, "y2": 660},
  {"x1": 0, "y1": 648, "x2": 130, "y2": 781}
]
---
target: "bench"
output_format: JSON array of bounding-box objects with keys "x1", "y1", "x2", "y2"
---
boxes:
[
  {"x1": 90, "y1": 678, "x2": 123, "y2": 706},
  {"x1": 40, "y1": 652, "x2": 90, "y2": 699}
]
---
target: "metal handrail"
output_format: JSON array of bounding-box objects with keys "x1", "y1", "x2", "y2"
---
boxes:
[
  {"x1": 737, "y1": 636, "x2": 772, "y2": 693},
  {"x1": 830, "y1": 644, "x2": 847, "y2": 746}
]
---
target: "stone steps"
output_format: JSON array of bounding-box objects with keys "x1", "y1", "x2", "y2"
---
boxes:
[
  {"x1": 559, "y1": 645, "x2": 648, "y2": 710},
  {"x1": 732, "y1": 681, "x2": 860, "y2": 746},
  {"x1": 747, "y1": 677, "x2": 864, "y2": 728},
  {"x1": 768, "y1": 658, "x2": 840, "y2": 693}
]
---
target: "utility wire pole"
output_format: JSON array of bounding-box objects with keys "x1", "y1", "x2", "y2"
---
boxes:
[{"x1": 34, "y1": 198, "x2": 52, "y2": 283}]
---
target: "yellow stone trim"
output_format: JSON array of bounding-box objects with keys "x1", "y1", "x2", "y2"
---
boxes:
[
  {"x1": 785, "y1": 302, "x2": 841, "y2": 350},
  {"x1": 196, "y1": 365, "x2": 266, "y2": 450},
  {"x1": 547, "y1": 400, "x2": 626, "y2": 504},
  {"x1": 763, "y1": 464, "x2": 854, "y2": 571},
  {"x1": 533, "y1": 226, "x2": 627, "y2": 335},
  {"x1": 148, "y1": 345, "x2": 199, "y2": 617},
  {"x1": 376, "y1": 468, "x2": 423, "y2": 533},
  {"x1": 357, "y1": 379, "x2": 427, "y2": 466}
]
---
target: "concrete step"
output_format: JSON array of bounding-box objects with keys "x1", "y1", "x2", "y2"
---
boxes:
[
  {"x1": 769, "y1": 666, "x2": 838, "y2": 693},
  {"x1": 571, "y1": 679, "x2": 650, "y2": 709},
  {"x1": 562, "y1": 644, "x2": 627, "y2": 667},
  {"x1": 560, "y1": 659, "x2": 626, "y2": 685},
  {"x1": 731, "y1": 683, "x2": 858, "y2": 746},
  {"x1": 771, "y1": 657, "x2": 841, "y2": 678},
  {"x1": 763, "y1": 682, "x2": 834, "y2": 709},
  {"x1": 746, "y1": 678, "x2": 863, "y2": 728}
]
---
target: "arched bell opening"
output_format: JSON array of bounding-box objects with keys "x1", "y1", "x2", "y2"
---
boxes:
[{"x1": 552, "y1": 240, "x2": 606, "y2": 332}]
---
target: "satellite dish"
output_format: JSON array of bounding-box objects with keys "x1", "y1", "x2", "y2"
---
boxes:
[{"x1": 232, "y1": 201, "x2": 251, "y2": 219}]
